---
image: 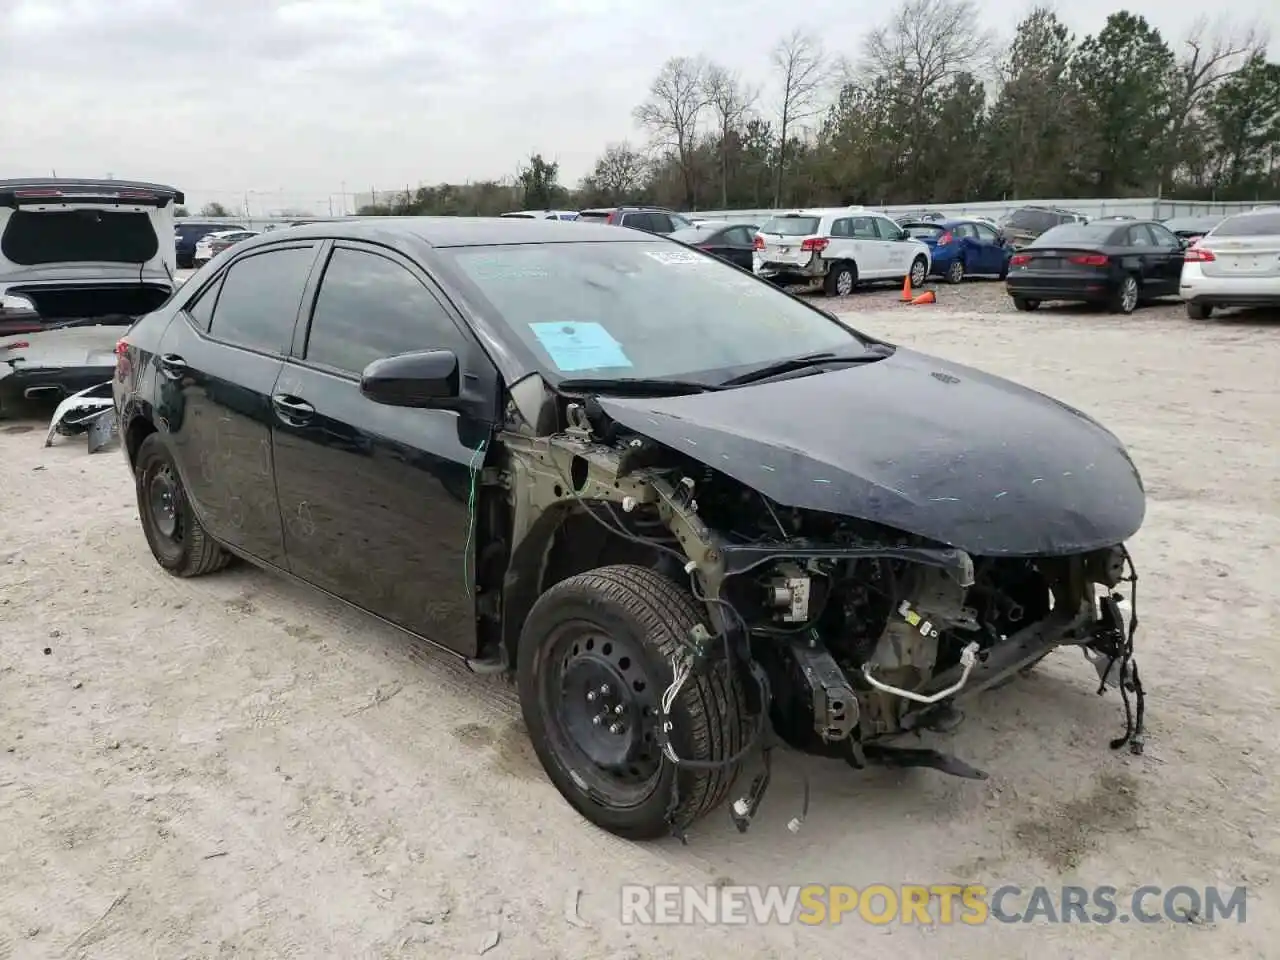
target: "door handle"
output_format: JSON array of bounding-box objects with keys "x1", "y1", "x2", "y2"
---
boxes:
[
  {"x1": 271, "y1": 394, "x2": 315, "y2": 423},
  {"x1": 158, "y1": 354, "x2": 187, "y2": 379}
]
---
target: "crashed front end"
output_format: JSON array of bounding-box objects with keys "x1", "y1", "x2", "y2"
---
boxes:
[{"x1": 499, "y1": 388, "x2": 1145, "y2": 833}]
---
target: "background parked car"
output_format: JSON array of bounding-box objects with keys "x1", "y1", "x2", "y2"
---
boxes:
[
  {"x1": 576, "y1": 206, "x2": 692, "y2": 234},
  {"x1": 668, "y1": 220, "x2": 758, "y2": 270},
  {"x1": 500, "y1": 210, "x2": 580, "y2": 220},
  {"x1": 753, "y1": 207, "x2": 931, "y2": 296},
  {"x1": 899, "y1": 218, "x2": 1012, "y2": 283},
  {"x1": 1005, "y1": 219, "x2": 1186, "y2": 314},
  {"x1": 1179, "y1": 206, "x2": 1280, "y2": 320},
  {"x1": 193, "y1": 229, "x2": 260, "y2": 267},
  {"x1": 997, "y1": 206, "x2": 1089, "y2": 249},
  {"x1": 1161, "y1": 214, "x2": 1226, "y2": 245},
  {"x1": 175, "y1": 220, "x2": 244, "y2": 268}
]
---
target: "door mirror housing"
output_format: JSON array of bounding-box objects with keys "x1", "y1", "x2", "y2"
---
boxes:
[{"x1": 360, "y1": 349, "x2": 460, "y2": 408}]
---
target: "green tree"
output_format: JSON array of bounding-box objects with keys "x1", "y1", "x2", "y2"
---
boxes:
[
  {"x1": 516, "y1": 154, "x2": 561, "y2": 209},
  {"x1": 200, "y1": 201, "x2": 231, "y2": 217},
  {"x1": 1205, "y1": 54, "x2": 1280, "y2": 196},
  {"x1": 1070, "y1": 13, "x2": 1176, "y2": 195},
  {"x1": 174, "y1": 206, "x2": 189, "y2": 218}
]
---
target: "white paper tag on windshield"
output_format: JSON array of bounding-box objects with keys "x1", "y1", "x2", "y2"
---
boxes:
[{"x1": 645, "y1": 250, "x2": 706, "y2": 265}]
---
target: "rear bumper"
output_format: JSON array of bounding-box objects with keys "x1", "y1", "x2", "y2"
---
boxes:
[
  {"x1": 0, "y1": 362, "x2": 115, "y2": 407},
  {"x1": 754, "y1": 254, "x2": 825, "y2": 280},
  {"x1": 1005, "y1": 276, "x2": 1113, "y2": 302},
  {"x1": 1180, "y1": 268, "x2": 1280, "y2": 306}
]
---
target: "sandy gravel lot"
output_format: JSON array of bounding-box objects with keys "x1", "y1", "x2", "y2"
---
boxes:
[{"x1": 1, "y1": 283, "x2": 1278, "y2": 959}]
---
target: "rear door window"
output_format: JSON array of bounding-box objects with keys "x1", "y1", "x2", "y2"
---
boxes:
[
  {"x1": 620, "y1": 212, "x2": 656, "y2": 232},
  {"x1": 184, "y1": 275, "x2": 224, "y2": 333},
  {"x1": 206, "y1": 245, "x2": 318, "y2": 355},
  {"x1": 646, "y1": 213, "x2": 676, "y2": 234},
  {"x1": 304, "y1": 246, "x2": 464, "y2": 376},
  {"x1": 725, "y1": 226, "x2": 754, "y2": 245},
  {"x1": 1127, "y1": 225, "x2": 1156, "y2": 247}
]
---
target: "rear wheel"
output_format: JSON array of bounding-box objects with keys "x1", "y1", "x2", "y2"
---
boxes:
[
  {"x1": 945, "y1": 259, "x2": 965, "y2": 284},
  {"x1": 1012, "y1": 297, "x2": 1040, "y2": 312},
  {"x1": 1186, "y1": 301, "x2": 1213, "y2": 320},
  {"x1": 517, "y1": 564, "x2": 749, "y2": 840},
  {"x1": 134, "y1": 433, "x2": 231, "y2": 577},
  {"x1": 909, "y1": 256, "x2": 928, "y2": 288},
  {"x1": 824, "y1": 262, "x2": 857, "y2": 297},
  {"x1": 1109, "y1": 274, "x2": 1140, "y2": 314}
]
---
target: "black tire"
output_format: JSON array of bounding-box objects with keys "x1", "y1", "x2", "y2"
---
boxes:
[
  {"x1": 909, "y1": 256, "x2": 928, "y2": 289},
  {"x1": 134, "y1": 433, "x2": 231, "y2": 577},
  {"x1": 517, "y1": 564, "x2": 749, "y2": 840},
  {"x1": 1186, "y1": 301, "x2": 1213, "y2": 320},
  {"x1": 1013, "y1": 297, "x2": 1040, "y2": 312},
  {"x1": 1109, "y1": 274, "x2": 1140, "y2": 314},
  {"x1": 824, "y1": 261, "x2": 857, "y2": 297},
  {"x1": 945, "y1": 259, "x2": 965, "y2": 284}
]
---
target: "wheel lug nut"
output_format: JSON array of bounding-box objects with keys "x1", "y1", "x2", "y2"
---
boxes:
[
  {"x1": 592, "y1": 714, "x2": 603, "y2": 726},
  {"x1": 599, "y1": 684, "x2": 610, "y2": 695},
  {"x1": 609, "y1": 723, "x2": 622, "y2": 734},
  {"x1": 586, "y1": 691, "x2": 596, "y2": 701},
  {"x1": 614, "y1": 705, "x2": 624, "y2": 714}
]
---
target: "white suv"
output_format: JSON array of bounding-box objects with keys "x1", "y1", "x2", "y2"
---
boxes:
[
  {"x1": 753, "y1": 207, "x2": 932, "y2": 296},
  {"x1": 1179, "y1": 206, "x2": 1280, "y2": 320}
]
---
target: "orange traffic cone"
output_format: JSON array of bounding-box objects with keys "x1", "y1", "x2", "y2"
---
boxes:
[
  {"x1": 909, "y1": 290, "x2": 937, "y2": 305},
  {"x1": 900, "y1": 274, "x2": 913, "y2": 301}
]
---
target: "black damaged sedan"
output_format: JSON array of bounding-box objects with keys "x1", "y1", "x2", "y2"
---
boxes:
[{"x1": 113, "y1": 217, "x2": 1147, "y2": 840}]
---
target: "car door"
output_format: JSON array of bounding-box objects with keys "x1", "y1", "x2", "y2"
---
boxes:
[
  {"x1": 270, "y1": 242, "x2": 501, "y2": 656},
  {"x1": 971, "y1": 221, "x2": 1006, "y2": 274},
  {"x1": 1125, "y1": 224, "x2": 1163, "y2": 290},
  {"x1": 848, "y1": 216, "x2": 884, "y2": 275},
  {"x1": 154, "y1": 242, "x2": 322, "y2": 567},
  {"x1": 872, "y1": 217, "x2": 911, "y2": 275},
  {"x1": 1146, "y1": 221, "x2": 1186, "y2": 294},
  {"x1": 722, "y1": 225, "x2": 756, "y2": 269}
]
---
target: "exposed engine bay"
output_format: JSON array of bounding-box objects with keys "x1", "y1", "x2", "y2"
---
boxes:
[{"x1": 490, "y1": 389, "x2": 1146, "y2": 837}]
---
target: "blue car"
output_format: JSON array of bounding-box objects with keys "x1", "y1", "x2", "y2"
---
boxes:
[{"x1": 900, "y1": 218, "x2": 1012, "y2": 284}]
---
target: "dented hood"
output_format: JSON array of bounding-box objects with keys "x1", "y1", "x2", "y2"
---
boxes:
[{"x1": 598, "y1": 347, "x2": 1145, "y2": 557}]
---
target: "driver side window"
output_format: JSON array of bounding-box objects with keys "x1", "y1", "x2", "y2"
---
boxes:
[{"x1": 304, "y1": 247, "x2": 464, "y2": 377}]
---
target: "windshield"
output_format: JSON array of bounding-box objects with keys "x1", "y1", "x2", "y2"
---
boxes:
[
  {"x1": 1, "y1": 209, "x2": 159, "y2": 265},
  {"x1": 1210, "y1": 211, "x2": 1280, "y2": 238},
  {"x1": 904, "y1": 224, "x2": 944, "y2": 239},
  {"x1": 759, "y1": 216, "x2": 819, "y2": 236},
  {"x1": 1033, "y1": 223, "x2": 1119, "y2": 245},
  {"x1": 442, "y1": 241, "x2": 864, "y2": 381}
]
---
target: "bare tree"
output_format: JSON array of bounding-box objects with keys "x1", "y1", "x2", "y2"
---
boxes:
[
  {"x1": 862, "y1": 0, "x2": 995, "y2": 101},
  {"x1": 1162, "y1": 15, "x2": 1269, "y2": 188},
  {"x1": 703, "y1": 64, "x2": 758, "y2": 208},
  {"x1": 634, "y1": 57, "x2": 711, "y2": 208},
  {"x1": 589, "y1": 142, "x2": 649, "y2": 201},
  {"x1": 771, "y1": 31, "x2": 828, "y2": 207}
]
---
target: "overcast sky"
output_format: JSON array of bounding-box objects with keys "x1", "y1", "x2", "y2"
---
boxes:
[{"x1": 2, "y1": 0, "x2": 1276, "y2": 214}]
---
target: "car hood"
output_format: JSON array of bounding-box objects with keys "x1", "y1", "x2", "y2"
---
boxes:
[{"x1": 597, "y1": 347, "x2": 1145, "y2": 557}]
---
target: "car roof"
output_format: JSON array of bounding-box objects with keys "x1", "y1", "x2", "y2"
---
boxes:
[{"x1": 235, "y1": 216, "x2": 653, "y2": 250}]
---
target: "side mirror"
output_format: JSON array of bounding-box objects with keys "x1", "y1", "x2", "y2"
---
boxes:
[{"x1": 360, "y1": 349, "x2": 460, "y2": 408}]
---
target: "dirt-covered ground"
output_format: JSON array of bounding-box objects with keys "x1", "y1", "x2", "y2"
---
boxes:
[{"x1": 1, "y1": 281, "x2": 1277, "y2": 959}]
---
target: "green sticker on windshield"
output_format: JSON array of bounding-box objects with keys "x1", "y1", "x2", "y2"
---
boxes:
[{"x1": 529, "y1": 322, "x2": 632, "y2": 372}]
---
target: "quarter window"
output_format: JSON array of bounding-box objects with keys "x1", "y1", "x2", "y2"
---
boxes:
[
  {"x1": 305, "y1": 247, "x2": 462, "y2": 375},
  {"x1": 206, "y1": 245, "x2": 317, "y2": 354}
]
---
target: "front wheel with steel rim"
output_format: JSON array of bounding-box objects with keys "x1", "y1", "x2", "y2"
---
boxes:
[
  {"x1": 134, "y1": 432, "x2": 231, "y2": 577},
  {"x1": 909, "y1": 256, "x2": 928, "y2": 288},
  {"x1": 517, "y1": 564, "x2": 749, "y2": 840},
  {"x1": 824, "y1": 262, "x2": 857, "y2": 297},
  {"x1": 1110, "y1": 274, "x2": 1140, "y2": 314},
  {"x1": 945, "y1": 259, "x2": 965, "y2": 284}
]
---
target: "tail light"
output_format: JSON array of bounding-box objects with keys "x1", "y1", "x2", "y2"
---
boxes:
[
  {"x1": 115, "y1": 338, "x2": 131, "y2": 379},
  {"x1": 3, "y1": 340, "x2": 30, "y2": 351},
  {"x1": 938, "y1": 232, "x2": 954, "y2": 245},
  {"x1": 753, "y1": 235, "x2": 765, "y2": 250},
  {"x1": 1068, "y1": 254, "x2": 1109, "y2": 266},
  {"x1": 115, "y1": 339, "x2": 128, "y2": 355},
  {"x1": 1184, "y1": 247, "x2": 1215, "y2": 262},
  {"x1": 605, "y1": 211, "x2": 619, "y2": 225},
  {"x1": 1010, "y1": 253, "x2": 1031, "y2": 266},
  {"x1": 800, "y1": 237, "x2": 829, "y2": 253}
]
